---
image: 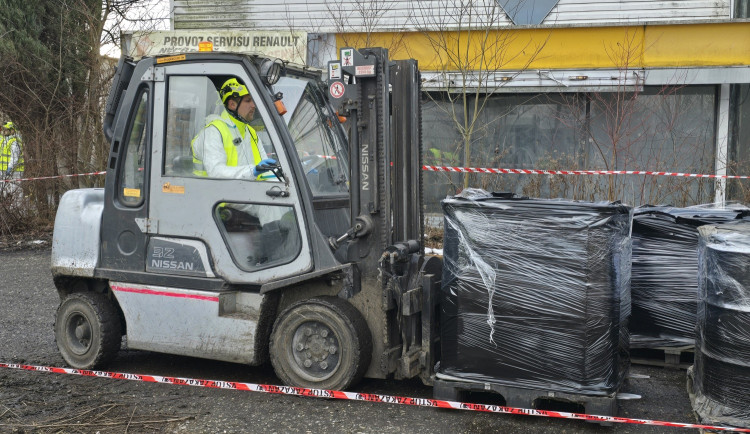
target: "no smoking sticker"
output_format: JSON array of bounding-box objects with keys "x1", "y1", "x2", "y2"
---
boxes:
[{"x1": 330, "y1": 82, "x2": 345, "y2": 99}]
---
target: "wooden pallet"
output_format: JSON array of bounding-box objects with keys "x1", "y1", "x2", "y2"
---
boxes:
[
  {"x1": 630, "y1": 345, "x2": 694, "y2": 369},
  {"x1": 433, "y1": 377, "x2": 619, "y2": 426}
]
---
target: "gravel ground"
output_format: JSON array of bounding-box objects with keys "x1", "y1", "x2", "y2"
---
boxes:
[{"x1": 0, "y1": 248, "x2": 698, "y2": 433}]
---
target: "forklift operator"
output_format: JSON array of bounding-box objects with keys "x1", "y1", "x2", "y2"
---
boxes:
[{"x1": 191, "y1": 78, "x2": 276, "y2": 179}]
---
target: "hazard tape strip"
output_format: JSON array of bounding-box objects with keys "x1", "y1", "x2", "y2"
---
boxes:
[
  {"x1": 423, "y1": 165, "x2": 750, "y2": 179},
  {"x1": 3, "y1": 166, "x2": 749, "y2": 184},
  {"x1": 1, "y1": 362, "x2": 748, "y2": 432},
  {"x1": 0, "y1": 170, "x2": 106, "y2": 183}
]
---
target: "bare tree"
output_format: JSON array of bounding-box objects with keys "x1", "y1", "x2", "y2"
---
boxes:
[
  {"x1": 526, "y1": 29, "x2": 717, "y2": 206},
  {"x1": 410, "y1": 0, "x2": 548, "y2": 190},
  {"x1": 282, "y1": 0, "x2": 407, "y2": 67},
  {"x1": 327, "y1": 0, "x2": 407, "y2": 52}
]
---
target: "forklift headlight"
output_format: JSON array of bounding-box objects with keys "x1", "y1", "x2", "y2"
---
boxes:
[{"x1": 260, "y1": 59, "x2": 283, "y2": 85}]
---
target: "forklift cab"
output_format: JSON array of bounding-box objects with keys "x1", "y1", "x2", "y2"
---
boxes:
[{"x1": 98, "y1": 54, "x2": 351, "y2": 286}]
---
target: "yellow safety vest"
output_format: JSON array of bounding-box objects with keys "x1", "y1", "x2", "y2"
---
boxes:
[
  {"x1": 0, "y1": 136, "x2": 24, "y2": 172},
  {"x1": 191, "y1": 117, "x2": 260, "y2": 177}
]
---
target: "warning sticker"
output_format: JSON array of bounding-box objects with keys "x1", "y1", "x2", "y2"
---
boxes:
[
  {"x1": 156, "y1": 55, "x2": 186, "y2": 64},
  {"x1": 329, "y1": 63, "x2": 341, "y2": 80},
  {"x1": 162, "y1": 183, "x2": 185, "y2": 194},
  {"x1": 123, "y1": 188, "x2": 141, "y2": 198},
  {"x1": 329, "y1": 82, "x2": 345, "y2": 99},
  {"x1": 355, "y1": 65, "x2": 375, "y2": 76},
  {"x1": 341, "y1": 49, "x2": 353, "y2": 66}
]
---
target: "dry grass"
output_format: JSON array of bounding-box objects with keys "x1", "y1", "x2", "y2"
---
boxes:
[
  {"x1": 0, "y1": 402, "x2": 194, "y2": 433},
  {"x1": 425, "y1": 225, "x2": 444, "y2": 249}
]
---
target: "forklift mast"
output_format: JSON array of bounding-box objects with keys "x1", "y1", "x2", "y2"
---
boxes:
[
  {"x1": 327, "y1": 48, "x2": 440, "y2": 381},
  {"x1": 326, "y1": 47, "x2": 424, "y2": 269}
]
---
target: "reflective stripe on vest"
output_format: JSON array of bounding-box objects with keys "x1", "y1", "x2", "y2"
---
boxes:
[
  {"x1": 0, "y1": 137, "x2": 23, "y2": 172},
  {"x1": 191, "y1": 120, "x2": 260, "y2": 177}
]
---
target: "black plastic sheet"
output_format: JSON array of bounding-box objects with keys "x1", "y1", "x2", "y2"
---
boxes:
[
  {"x1": 631, "y1": 206, "x2": 749, "y2": 347},
  {"x1": 692, "y1": 223, "x2": 750, "y2": 428},
  {"x1": 439, "y1": 190, "x2": 632, "y2": 395}
]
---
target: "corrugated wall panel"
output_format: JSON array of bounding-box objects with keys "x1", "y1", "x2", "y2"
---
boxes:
[
  {"x1": 173, "y1": 1, "x2": 511, "y2": 32},
  {"x1": 173, "y1": 0, "x2": 730, "y2": 32},
  {"x1": 549, "y1": 0, "x2": 728, "y2": 23}
]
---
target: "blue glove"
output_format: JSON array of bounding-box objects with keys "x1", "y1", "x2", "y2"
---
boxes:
[
  {"x1": 253, "y1": 159, "x2": 277, "y2": 177},
  {"x1": 301, "y1": 156, "x2": 319, "y2": 175}
]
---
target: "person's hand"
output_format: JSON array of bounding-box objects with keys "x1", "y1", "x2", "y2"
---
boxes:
[
  {"x1": 253, "y1": 158, "x2": 277, "y2": 177},
  {"x1": 300, "y1": 155, "x2": 319, "y2": 175}
]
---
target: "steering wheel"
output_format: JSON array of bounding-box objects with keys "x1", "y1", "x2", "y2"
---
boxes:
[{"x1": 257, "y1": 162, "x2": 281, "y2": 171}]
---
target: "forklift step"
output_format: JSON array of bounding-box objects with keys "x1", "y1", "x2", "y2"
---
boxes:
[{"x1": 433, "y1": 378, "x2": 619, "y2": 426}]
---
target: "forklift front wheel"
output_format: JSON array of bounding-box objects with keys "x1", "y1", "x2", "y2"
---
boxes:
[
  {"x1": 270, "y1": 297, "x2": 372, "y2": 390},
  {"x1": 54, "y1": 292, "x2": 122, "y2": 369}
]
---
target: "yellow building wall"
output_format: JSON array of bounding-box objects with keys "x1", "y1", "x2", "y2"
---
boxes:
[{"x1": 335, "y1": 22, "x2": 750, "y2": 70}]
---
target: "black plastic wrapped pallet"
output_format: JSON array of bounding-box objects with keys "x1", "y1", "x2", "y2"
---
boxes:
[
  {"x1": 691, "y1": 223, "x2": 750, "y2": 428},
  {"x1": 630, "y1": 206, "x2": 749, "y2": 348},
  {"x1": 439, "y1": 191, "x2": 632, "y2": 396}
]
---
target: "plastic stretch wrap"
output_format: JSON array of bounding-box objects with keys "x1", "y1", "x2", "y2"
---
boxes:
[
  {"x1": 692, "y1": 223, "x2": 750, "y2": 428},
  {"x1": 631, "y1": 206, "x2": 749, "y2": 347},
  {"x1": 439, "y1": 190, "x2": 632, "y2": 396}
]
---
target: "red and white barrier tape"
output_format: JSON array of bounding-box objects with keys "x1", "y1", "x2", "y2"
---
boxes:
[
  {"x1": 0, "y1": 171, "x2": 106, "y2": 183},
  {"x1": 423, "y1": 165, "x2": 750, "y2": 179},
  {"x1": 1, "y1": 362, "x2": 748, "y2": 432},
  {"x1": 3, "y1": 166, "x2": 749, "y2": 184}
]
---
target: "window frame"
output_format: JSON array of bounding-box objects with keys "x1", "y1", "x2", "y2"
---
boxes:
[
  {"x1": 163, "y1": 73, "x2": 281, "y2": 181},
  {"x1": 117, "y1": 87, "x2": 150, "y2": 208}
]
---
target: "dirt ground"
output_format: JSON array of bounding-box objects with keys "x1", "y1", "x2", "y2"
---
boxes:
[{"x1": 0, "y1": 248, "x2": 700, "y2": 433}]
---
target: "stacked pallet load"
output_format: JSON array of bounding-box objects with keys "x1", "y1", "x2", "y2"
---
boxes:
[
  {"x1": 438, "y1": 191, "x2": 632, "y2": 406},
  {"x1": 688, "y1": 222, "x2": 750, "y2": 429},
  {"x1": 630, "y1": 206, "x2": 748, "y2": 352}
]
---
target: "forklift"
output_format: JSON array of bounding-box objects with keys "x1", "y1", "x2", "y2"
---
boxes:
[{"x1": 51, "y1": 47, "x2": 441, "y2": 391}]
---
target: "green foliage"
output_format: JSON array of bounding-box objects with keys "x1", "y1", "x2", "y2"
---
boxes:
[
  {"x1": 0, "y1": 0, "x2": 106, "y2": 231},
  {"x1": 0, "y1": 0, "x2": 98, "y2": 115}
]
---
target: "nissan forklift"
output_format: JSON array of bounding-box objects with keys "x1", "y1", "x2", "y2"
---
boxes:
[{"x1": 51, "y1": 47, "x2": 441, "y2": 391}]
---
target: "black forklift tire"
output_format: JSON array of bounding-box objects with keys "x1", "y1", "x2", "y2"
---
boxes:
[
  {"x1": 54, "y1": 292, "x2": 122, "y2": 369},
  {"x1": 270, "y1": 297, "x2": 372, "y2": 390}
]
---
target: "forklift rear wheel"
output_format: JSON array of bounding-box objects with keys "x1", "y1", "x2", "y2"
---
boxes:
[
  {"x1": 270, "y1": 297, "x2": 372, "y2": 390},
  {"x1": 54, "y1": 292, "x2": 122, "y2": 369}
]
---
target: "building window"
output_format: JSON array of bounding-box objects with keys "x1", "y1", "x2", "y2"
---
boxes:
[
  {"x1": 727, "y1": 84, "x2": 750, "y2": 201},
  {"x1": 736, "y1": 0, "x2": 750, "y2": 18},
  {"x1": 423, "y1": 86, "x2": 717, "y2": 212}
]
